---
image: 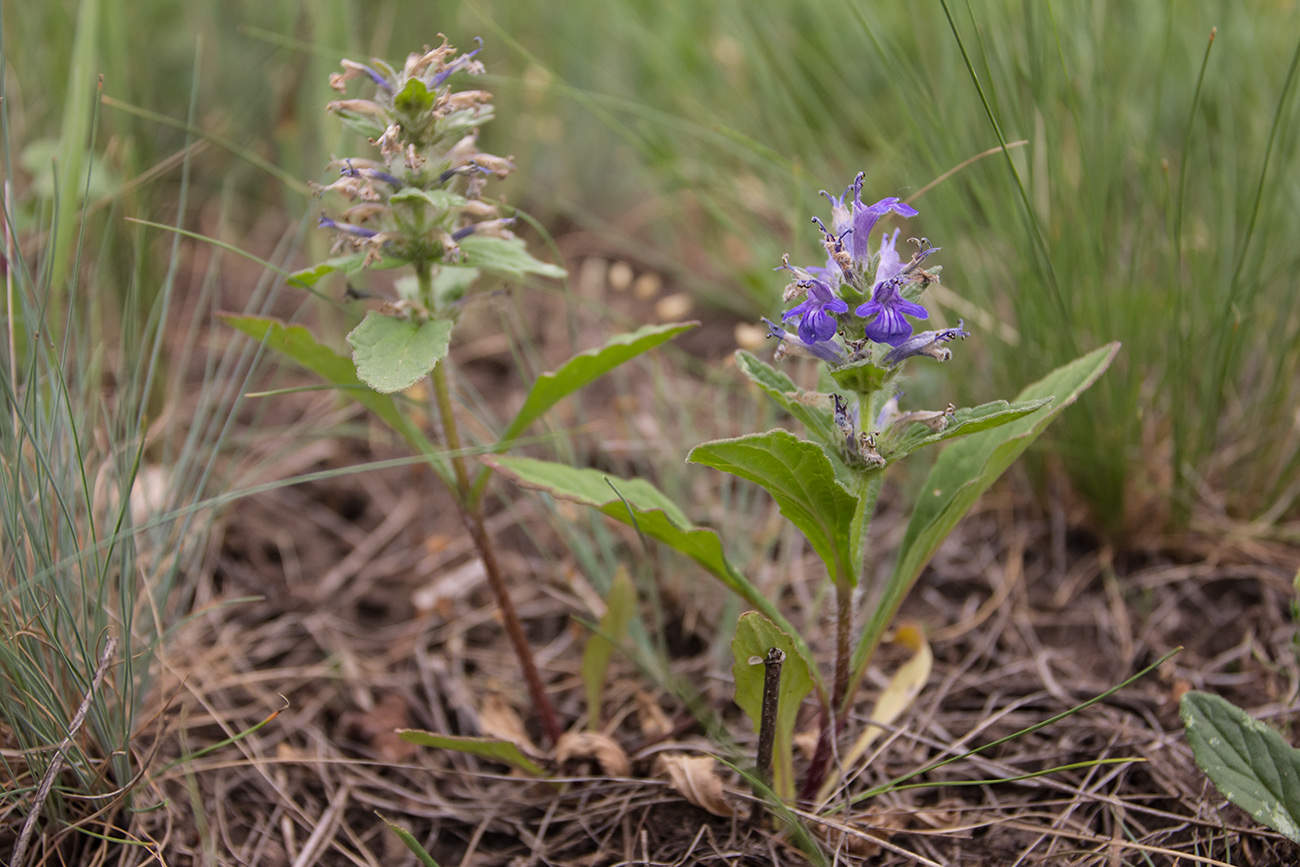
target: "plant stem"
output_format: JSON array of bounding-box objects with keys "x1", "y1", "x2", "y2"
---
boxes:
[
  {"x1": 832, "y1": 579, "x2": 853, "y2": 712},
  {"x1": 799, "y1": 580, "x2": 854, "y2": 802},
  {"x1": 428, "y1": 361, "x2": 563, "y2": 747},
  {"x1": 418, "y1": 261, "x2": 561, "y2": 747},
  {"x1": 755, "y1": 647, "x2": 784, "y2": 789}
]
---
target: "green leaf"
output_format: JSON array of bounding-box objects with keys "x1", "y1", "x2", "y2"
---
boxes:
[
  {"x1": 378, "y1": 814, "x2": 443, "y2": 867},
  {"x1": 431, "y1": 264, "x2": 480, "y2": 306},
  {"x1": 850, "y1": 342, "x2": 1118, "y2": 686},
  {"x1": 220, "y1": 315, "x2": 442, "y2": 468},
  {"x1": 689, "y1": 430, "x2": 859, "y2": 586},
  {"x1": 459, "y1": 234, "x2": 566, "y2": 280},
  {"x1": 390, "y1": 187, "x2": 469, "y2": 212},
  {"x1": 396, "y1": 730, "x2": 546, "y2": 777},
  {"x1": 483, "y1": 455, "x2": 823, "y2": 698},
  {"x1": 347, "y1": 312, "x2": 454, "y2": 394},
  {"x1": 288, "y1": 251, "x2": 406, "y2": 288},
  {"x1": 734, "y1": 351, "x2": 840, "y2": 449},
  {"x1": 331, "y1": 111, "x2": 386, "y2": 142},
  {"x1": 496, "y1": 322, "x2": 697, "y2": 449},
  {"x1": 731, "y1": 612, "x2": 815, "y2": 800},
  {"x1": 393, "y1": 77, "x2": 435, "y2": 114},
  {"x1": 1181, "y1": 691, "x2": 1300, "y2": 843},
  {"x1": 827, "y1": 357, "x2": 894, "y2": 395},
  {"x1": 881, "y1": 397, "x2": 1053, "y2": 463},
  {"x1": 581, "y1": 568, "x2": 636, "y2": 730}
]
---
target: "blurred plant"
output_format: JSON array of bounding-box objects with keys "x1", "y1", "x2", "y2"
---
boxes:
[
  {"x1": 226, "y1": 38, "x2": 692, "y2": 747},
  {"x1": 1181, "y1": 690, "x2": 1300, "y2": 844},
  {"x1": 489, "y1": 175, "x2": 1116, "y2": 809}
]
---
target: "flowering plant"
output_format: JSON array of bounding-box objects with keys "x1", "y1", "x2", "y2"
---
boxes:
[
  {"x1": 224, "y1": 39, "x2": 694, "y2": 746},
  {"x1": 490, "y1": 174, "x2": 1116, "y2": 804}
]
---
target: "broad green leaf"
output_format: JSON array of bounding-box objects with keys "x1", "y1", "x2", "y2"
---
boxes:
[
  {"x1": 220, "y1": 315, "x2": 443, "y2": 473},
  {"x1": 347, "y1": 313, "x2": 453, "y2": 394},
  {"x1": 459, "y1": 234, "x2": 566, "y2": 280},
  {"x1": 483, "y1": 455, "x2": 823, "y2": 697},
  {"x1": 881, "y1": 397, "x2": 1053, "y2": 463},
  {"x1": 850, "y1": 342, "x2": 1118, "y2": 689},
  {"x1": 734, "y1": 351, "x2": 840, "y2": 448},
  {"x1": 496, "y1": 322, "x2": 697, "y2": 449},
  {"x1": 731, "y1": 612, "x2": 815, "y2": 800},
  {"x1": 689, "y1": 430, "x2": 859, "y2": 586},
  {"x1": 1181, "y1": 691, "x2": 1300, "y2": 843},
  {"x1": 581, "y1": 567, "x2": 636, "y2": 730},
  {"x1": 396, "y1": 730, "x2": 545, "y2": 777},
  {"x1": 377, "y1": 814, "x2": 443, "y2": 867}
]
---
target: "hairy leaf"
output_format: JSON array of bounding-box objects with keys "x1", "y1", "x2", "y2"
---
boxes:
[
  {"x1": 220, "y1": 314, "x2": 442, "y2": 470},
  {"x1": 484, "y1": 455, "x2": 823, "y2": 697},
  {"x1": 1181, "y1": 691, "x2": 1300, "y2": 843},
  {"x1": 497, "y1": 322, "x2": 697, "y2": 449},
  {"x1": 851, "y1": 342, "x2": 1118, "y2": 690},
  {"x1": 459, "y1": 234, "x2": 566, "y2": 280},
  {"x1": 347, "y1": 313, "x2": 453, "y2": 394},
  {"x1": 689, "y1": 430, "x2": 859, "y2": 585}
]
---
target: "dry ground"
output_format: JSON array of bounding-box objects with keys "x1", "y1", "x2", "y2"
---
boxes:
[{"x1": 8, "y1": 226, "x2": 1300, "y2": 866}]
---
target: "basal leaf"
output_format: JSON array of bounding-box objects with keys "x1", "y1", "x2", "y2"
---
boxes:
[
  {"x1": 1181, "y1": 691, "x2": 1300, "y2": 843},
  {"x1": 484, "y1": 455, "x2": 823, "y2": 697},
  {"x1": 220, "y1": 314, "x2": 442, "y2": 470},
  {"x1": 395, "y1": 730, "x2": 546, "y2": 777},
  {"x1": 850, "y1": 342, "x2": 1118, "y2": 689},
  {"x1": 347, "y1": 312, "x2": 453, "y2": 394},
  {"x1": 731, "y1": 612, "x2": 815, "y2": 800},
  {"x1": 459, "y1": 234, "x2": 566, "y2": 280},
  {"x1": 580, "y1": 567, "x2": 637, "y2": 730},
  {"x1": 377, "y1": 814, "x2": 443, "y2": 867},
  {"x1": 689, "y1": 430, "x2": 859, "y2": 585},
  {"x1": 496, "y1": 322, "x2": 697, "y2": 449}
]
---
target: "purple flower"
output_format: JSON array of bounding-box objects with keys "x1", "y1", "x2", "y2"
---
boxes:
[
  {"x1": 431, "y1": 39, "x2": 484, "y2": 88},
  {"x1": 855, "y1": 229, "x2": 928, "y2": 345},
  {"x1": 821, "y1": 173, "x2": 918, "y2": 264},
  {"x1": 882, "y1": 321, "x2": 970, "y2": 366},
  {"x1": 762, "y1": 318, "x2": 848, "y2": 365},
  {"x1": 782, "y1": 278, "x2": 849, "y2": 344},
  {"x1": 340, "y1": 161, "x2": 403, "y2": 188}
]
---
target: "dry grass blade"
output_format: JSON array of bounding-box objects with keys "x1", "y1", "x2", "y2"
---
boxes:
[{"x1": 11, "y1": 637, "x2": 118, "y2": 867}]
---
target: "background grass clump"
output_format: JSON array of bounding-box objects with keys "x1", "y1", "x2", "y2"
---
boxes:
[{"x1": 9, "y1": 0, "x2": 1299, "y2": 538}]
